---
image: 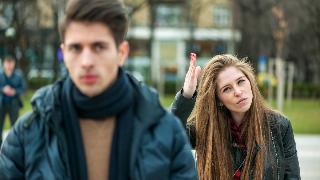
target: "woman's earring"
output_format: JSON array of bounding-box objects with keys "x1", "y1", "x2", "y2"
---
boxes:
[{"x1": 218, "y1": 102, "x2": 224, "y2": 111}]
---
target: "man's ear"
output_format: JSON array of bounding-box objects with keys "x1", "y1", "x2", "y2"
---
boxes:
[
  {"x1": 60, "y1": 43, "x2": 65, "y2": 54},
  {"x1": 118, "y1": 41, "x2": 129, "y2": 66}
]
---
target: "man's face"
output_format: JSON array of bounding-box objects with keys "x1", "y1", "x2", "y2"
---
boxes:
[
  {"x1": 3, "y1": 59, "x2": 15, "y2": 76},
  {"x1": 61, "y1": 21, "x2": 128, "y2": 97}
]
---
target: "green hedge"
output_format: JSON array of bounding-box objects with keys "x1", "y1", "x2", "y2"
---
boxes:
[
  {"x1": 27, "y1": 77, "x2": 53, "y2": 90},
  {"x1": 292, "y1": 83, "x2": 320, "y2": 98},
  {"x1": 258, "y1": 83, "x2": 320, "y2": 99}
]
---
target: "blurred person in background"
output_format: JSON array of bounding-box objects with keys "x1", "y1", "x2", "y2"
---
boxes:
[
  {"x1": 170, "y1": 54, "x2": 300, "y2": 179},
  {"x1": 0, "y1": 0, "x2": 197, "y2": 179},
  {"x1": 0, "y1": 55, "x2": 26, "y2": 146}
]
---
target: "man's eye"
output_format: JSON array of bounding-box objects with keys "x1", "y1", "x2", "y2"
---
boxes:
[
  {"x1": 94, "y1": 44, "x2": 105, "y2": 51},
  {"x1": 69, "y1": 45, "x2": 81, "y2": 52}
]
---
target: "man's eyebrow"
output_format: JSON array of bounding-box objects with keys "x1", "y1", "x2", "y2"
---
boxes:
[
  {"x1": 65, "y1": 42, "x2": 80, "y2": 46},
  {"x1": 92, "y1": 41, "x2": 109, "y2": 46}
]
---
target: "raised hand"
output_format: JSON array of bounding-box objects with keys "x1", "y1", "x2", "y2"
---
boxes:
[{"x1": 182, "y1": 53, "x2": 201, "y2": 98}]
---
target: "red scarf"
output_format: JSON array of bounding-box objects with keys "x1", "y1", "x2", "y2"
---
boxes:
[
  {"x1": 230, "y1": 119, "x2": 246, "y2": 180},
  {"x1": 230, "y1": 119, "x2": 246, "y2": 149}
]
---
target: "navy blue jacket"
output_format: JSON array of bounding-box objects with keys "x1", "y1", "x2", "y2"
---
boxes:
[
  {"x1": 0, "y1": 69, "x2": 26, "y2": 108},
  {"x1": 0, "y1": 75, "x2": 197, "y2": 180}
]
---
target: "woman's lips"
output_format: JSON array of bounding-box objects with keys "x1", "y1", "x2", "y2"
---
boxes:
[{"x1": 237, "y1": 98, "x2": 247, "y2": 105}]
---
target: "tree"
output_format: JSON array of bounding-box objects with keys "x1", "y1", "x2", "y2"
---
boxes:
[
  {"x1": 234, "y1": 0, "x2": 320, "y2": 85},
  {"x1": 234, "y1": 0, "x2": 278, "y2": 68},
  {"x1": 284, "y1": 0, "x2": 320, "y2": 84},
  {"x1": 0, "y1": 0, "x2": 39, "y2": 75}
]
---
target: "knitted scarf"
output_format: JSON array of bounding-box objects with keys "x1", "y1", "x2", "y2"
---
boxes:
[{"x1": 61, "y1": 68, "x2": 135, "y2": 180}]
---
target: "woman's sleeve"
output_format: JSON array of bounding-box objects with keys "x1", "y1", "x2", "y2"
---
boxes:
[
  {"x1": 281, "y1": 117, "x2": 301, "y2": 179},
  {"x1": 169, "y1": 89, "x2": 197, "y2": 148},
  {"x1": 169, "y1": 89, "x2": 196, "y2": 126}
]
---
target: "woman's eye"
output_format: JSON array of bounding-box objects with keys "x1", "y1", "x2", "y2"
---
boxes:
[
  {"x1": 238, "y1": 79, "x2": 245, "y2": 85},
  {"x1": 223, "y1": 87, "x2": 231, "y2": 93}
]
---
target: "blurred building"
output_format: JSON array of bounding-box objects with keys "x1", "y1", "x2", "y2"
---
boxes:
[
  {"x1": 125, "y1": 0, "x2": 241, "y2": 92},
  {"x1": 1, "y1": 0, "x2": 241, "y2": 92}
]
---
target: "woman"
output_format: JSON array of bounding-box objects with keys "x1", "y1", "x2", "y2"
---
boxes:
[{"x1": 170, "y1": 54, "x2": 300, "y2": 180}]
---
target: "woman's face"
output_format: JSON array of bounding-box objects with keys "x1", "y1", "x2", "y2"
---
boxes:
[{"x1": 216, "y1": 66, "x2": 253, "y2": 116}]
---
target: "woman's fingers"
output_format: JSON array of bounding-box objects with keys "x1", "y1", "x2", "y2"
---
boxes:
[
  {"x1": 195, "y1": 66, "x2": 202, "y2": 80},
  {"x1": 189, "y1": 53, "x2": 197, "y2": 79}
]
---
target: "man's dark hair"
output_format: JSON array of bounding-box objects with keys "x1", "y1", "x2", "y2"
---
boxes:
[
  {"x1": 2, "y1": 55, "x2": 15, "y2": 64},
  {"x1": 59, "y1": 0, "x2": 128, "y2": 46}
]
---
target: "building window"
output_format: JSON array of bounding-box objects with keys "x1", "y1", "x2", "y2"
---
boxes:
[
  {"x1": 187, "y1": 40, "x2": 227, "y2": 66},
  {"x1": 155, "y1": 4, "x2": 185, "y2": 27},
  {"x1": 213, "y1": 6, "x2": 231, "y2": 27},
  {"x1": 191, "y1": 40, "x2": 227, "y2": 57},
  {"x1": 126, "y1": 39, "x2": 150, "y2": 82}
]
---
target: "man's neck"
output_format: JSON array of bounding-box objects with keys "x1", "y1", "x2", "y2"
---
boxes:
[{"x1": 4, "y1": 70, "x2": 13, "y2": 77}]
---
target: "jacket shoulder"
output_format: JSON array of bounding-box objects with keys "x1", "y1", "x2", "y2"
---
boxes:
[
  {"x1": 268, "y1": 112, "x2": 291, "y2": 131},
  {"x1": 127, "y1": 73, "x2": 166, "y2": 119},
  {"x1": 18, "y1": 111, "x2": 36, "y2": 127},
  {"x1": 268, "y1": 111, "x2": 296, "y2": 144},
  {"x1": 7, "y1": 111, "x2": 39, "y2": 141},
  {"x1": 161, "y1": 111, "x2": 186, "y2": 133},
  {"x1": 127, "y1": 73, "x2": 159, "y2": 104},
  {"x1": 14, "y1": 69, "x2": 24, "y2": 76}
]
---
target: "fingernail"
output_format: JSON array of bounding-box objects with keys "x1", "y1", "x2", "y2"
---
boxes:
[{"x1": 190, "y1": 53, "x2": 196, "y2": 59}]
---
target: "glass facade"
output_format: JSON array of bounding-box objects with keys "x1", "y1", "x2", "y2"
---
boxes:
[
  {"x1": 155, "y1": 4, "x2": 186, "y2": 27},
  {"x1": 125, "y1": 39, "x2": 151, "y2": 82},
  {"x1": 213, "y1": 6, "x2": 231, "y2": 28}
]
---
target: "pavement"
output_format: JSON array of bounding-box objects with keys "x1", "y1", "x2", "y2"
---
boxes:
[
  {"x1": 295, "y1": 134, "x2": 320, "y2": 180},
  {"x1": 1, "y1": 131, "x2": 320, "y2": 179}
]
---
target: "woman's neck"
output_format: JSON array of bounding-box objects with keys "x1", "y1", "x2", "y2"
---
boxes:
[{"x1": 231, "y1": 112, "x2": 245, "y2": 126}]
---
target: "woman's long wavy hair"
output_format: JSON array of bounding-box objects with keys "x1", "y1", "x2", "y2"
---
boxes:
[{"x1": 190, "y1": 54, "x2": 271, "y2": 180}]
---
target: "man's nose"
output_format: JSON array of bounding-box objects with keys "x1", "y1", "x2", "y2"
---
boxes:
[{"x1": 80, "y1": 49, "x2": 94, "y2": 67}]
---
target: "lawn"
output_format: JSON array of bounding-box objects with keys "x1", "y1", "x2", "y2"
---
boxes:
[
  {"x1": 3, "y1": 92, "x2": 320, "y2": 134},
  {"x1": 159, "y1": 95, "x2": 320, "y2": 134},
  {"x1": 3, "y1": 91, "x2": 33, "y2": 130},
  {"x1": 279, "y1": 99, "x2": 320, "y2": 134}
]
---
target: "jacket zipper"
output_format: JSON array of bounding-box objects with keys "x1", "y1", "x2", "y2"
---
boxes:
[{"x1": 270, "y1": 130, "x2": 280, "y2": 180}]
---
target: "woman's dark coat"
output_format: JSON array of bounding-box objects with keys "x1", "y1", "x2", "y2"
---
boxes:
[{"x1": 170, "y1": 91, "x2": 300, "y2": 180}]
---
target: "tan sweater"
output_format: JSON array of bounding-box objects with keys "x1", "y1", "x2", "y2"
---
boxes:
[{"x1": 80, "y1": 117, "x2": 115, "y2": 180}]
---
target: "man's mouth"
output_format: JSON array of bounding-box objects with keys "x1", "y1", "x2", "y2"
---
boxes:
[{"x1": 80, "y1": 75, "x2": 98, "y2": 84}]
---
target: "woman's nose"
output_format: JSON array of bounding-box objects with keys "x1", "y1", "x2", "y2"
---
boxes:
[{"x1": 234, "y1": 87, "x2": 243, "y2": 96}]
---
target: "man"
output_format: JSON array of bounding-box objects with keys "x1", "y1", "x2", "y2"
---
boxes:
[
  {"x1": 0, "y1": 0, "x2": 197, "y2": 180},
  {"x1": 0, "y1": 56, "x2": 26, "y2": 146}
]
